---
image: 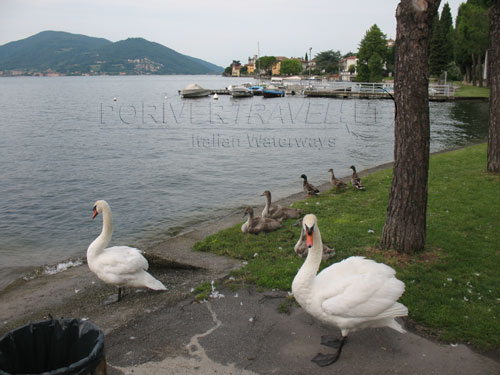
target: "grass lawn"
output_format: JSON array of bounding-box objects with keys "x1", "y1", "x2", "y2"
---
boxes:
[
  {"x1": 454, "y1": 82, "x2": 490, "y2": 98},
  {"x1": 194, "y1": 143, "x2": 500, "y2": 351}
]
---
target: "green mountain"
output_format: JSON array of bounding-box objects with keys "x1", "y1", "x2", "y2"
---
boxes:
[{"x1": 0, "y1": 31, "x2": 223, "y2": 75}]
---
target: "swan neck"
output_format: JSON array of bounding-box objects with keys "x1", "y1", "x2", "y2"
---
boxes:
[
  {"x1": 296, "y1": 227, "x2": 323, "y2": 283},
  {"x1": 101, "y1": 207, "x2": 113, "y2": 241},
  {"x1": 263, "y1": 195, "x2": 271, "y2": 215},
  {"x1": 88, "y1": 205, "x2": 113, "y2": 256}
]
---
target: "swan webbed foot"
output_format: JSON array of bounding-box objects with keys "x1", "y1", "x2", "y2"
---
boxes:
[
  {"x1": 103, "y1": 287, "x2": 123, "y2": 305},
  {"x1": 104, "y1": 294, "x2": 120, "y2": 305},
  {"x1": 311, "y1": 336, "x2": 347, "y2": 367},
  {"x1": 311, "y1": 352, "x2": 341, "y2": 367},
  {"x1": 320, "y1": 335, "x2": 344, "y2": 348}
]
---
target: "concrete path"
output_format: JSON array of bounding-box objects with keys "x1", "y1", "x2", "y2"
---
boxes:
[{"x1": 105, "y1": 287, "x2": 500, "y2": 375}]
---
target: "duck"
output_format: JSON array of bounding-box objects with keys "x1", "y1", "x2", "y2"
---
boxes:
[
  {"x1": 241, "y1": 206, "x2": 282, "y2": 234},
  {"x1": 300, "y1": 174, "x2": 320, "y2": 196},
  {"x1": 349, "y1": 165, "x2": 365, "y2": 190},
  {"x1": 291, "y1": 214, "x2": 407, "y2": 366},
  {"x1": 294, "y1": 224, "x2": 335, "y2": 260},
  {"x1": 87, "y1": 200, "x2": 167, "y2": 303},
  {"x1": 261, "y1": 190, "x2": 302, "y2": 220},
  {"x1": 328, "y1": 168, "x2": 347, "y2": 192}
]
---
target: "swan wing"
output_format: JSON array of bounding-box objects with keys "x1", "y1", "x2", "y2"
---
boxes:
[
  {"x1": 98, "y1": 246, "x2": 149, "y2": 276},
  {"x1": 315, "y1": 257, "x2": 405, "y2": 318}
]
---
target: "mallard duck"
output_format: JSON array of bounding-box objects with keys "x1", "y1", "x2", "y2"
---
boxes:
[
  {"x1": 349, "y1": 165, "x2": 365, "y2": 190},
  {"x1": 301, "y1": 174, "x2": 320, "y2": 196},
  {"x1": 261, "y1": 190, "x2": 302, "y2": 220},
  {"x1": 328, "y1": 168, "x2": 347, "y2": 192},
  {"x1": 294, "y1": 223, "x2": 335, "y2": 260},
  {"x1": 241, "y1": 206, "x2": 282, "y2": 234},
  {"x1": 88, "y1": 200, "x2": 167, "y2": 303},
  {"x1": 292, "y1": 214, "x2": 407, "y2": 366}
]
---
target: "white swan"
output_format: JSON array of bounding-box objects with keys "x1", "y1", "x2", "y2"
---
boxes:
[
  {"x1": 87, "y1": 200, "x2": 167, "y2": 303},
  {"x1": 291, "y1": 214, "x2": 407, "y2": 366}
]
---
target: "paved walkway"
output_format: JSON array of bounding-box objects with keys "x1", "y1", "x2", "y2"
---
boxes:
[{"x1": 105, "y1": 287, "x2": 500, "y2": 375}]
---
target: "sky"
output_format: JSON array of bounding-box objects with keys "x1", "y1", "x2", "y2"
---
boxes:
[{"x1": 0, "y1": 0, "x2": 465, "y2": 68}]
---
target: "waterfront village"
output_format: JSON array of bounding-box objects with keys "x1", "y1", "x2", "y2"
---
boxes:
[{"x1": 223, "y1": 39, "x2": 395, "y2": 82}]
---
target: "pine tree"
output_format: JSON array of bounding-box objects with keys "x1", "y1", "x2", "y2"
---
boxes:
[
  {"x1": 440, "y1": 2, "x2": 454, "y2": 64},
  {"x1": 429, "y1": 14, "x2": 448, "y2": 76},
  {"x1": 357, "y1": 24, "x2": 388, "y2": 82},
  {"x1": 381, "y1": 0, "x2": 441, "y2": 253}
]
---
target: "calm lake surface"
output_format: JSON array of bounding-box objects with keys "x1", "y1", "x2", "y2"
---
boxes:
[{"x1": 0, "y1": 75, "x2": 489, "y2": 290}]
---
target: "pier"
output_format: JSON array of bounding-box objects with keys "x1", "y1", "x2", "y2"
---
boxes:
[
  {"x1": 207, "y1": 82, "x2": 457, "y2": 101},
  {"x1": 303, "y1": 82, "x2": 457, "y2": 101}
]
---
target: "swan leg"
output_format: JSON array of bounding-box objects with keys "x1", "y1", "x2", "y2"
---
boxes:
[
  {"x1": 104, "y1": 287, "x2": 123, "y2": 305},
  {"x1": 311, "y1": 336, "x2": 347, "y2": 367}
]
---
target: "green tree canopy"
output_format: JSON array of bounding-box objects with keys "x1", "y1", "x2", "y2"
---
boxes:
[
  {"x1": 454, "y1": 1, "x2": 489, "y2": 83},
  {"x1": 430, "y1": 14, "x2": 448, "y2": 75},
  {"x1": 280, "y1": 59, "x2": 302, "y2": 75},
  {"x1": 429, "y1": 3, "x2": 456, "y2": 76},
  {"x1": 440, "y1": 2, "x2": 454, "y2": 64},
  {"x1": 356, "y1": 24, "x2": 388, "y2": 82},
  {"x1": 314, "y1": 50, "x2": 341, "y2": 74},
  {"x1": 256, "y1": 56, "x2": 276, "y2": 74}
]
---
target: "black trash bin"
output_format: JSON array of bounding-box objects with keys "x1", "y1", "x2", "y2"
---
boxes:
[{"x1": 0, "y1": 318, "x2": 106, "y2": 375}]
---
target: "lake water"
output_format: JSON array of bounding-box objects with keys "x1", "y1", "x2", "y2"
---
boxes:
[{"x1": 0, "y1": 75, "x2": 489, "y2": 290}]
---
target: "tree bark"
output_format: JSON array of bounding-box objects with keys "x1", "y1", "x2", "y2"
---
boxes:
[
  {"x1": 472, "y1": 53, "x2": 477, "y2": 86},
  {"x1": 487, "y1": 0, "x2": 500, "y2": 173},
  {"x1": 465, "y1": 65, "x2": 471, "y2": 83},
  {"x1": 381, "y1": 0, "x2": 441, "y2": 254},
  {"x1": 478, "y1": 54, "x2": 483, "y2": 87}
]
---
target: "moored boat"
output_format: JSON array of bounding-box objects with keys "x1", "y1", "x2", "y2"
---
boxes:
[
  {"x1": 262, "y1": 86, "x2": 285, "y2": 98},
  {"x1": 248, "y1": 85, "x2": 264, "y2": 96},
  {"x1": 229, "y1": 85, "x2": 253, "y2": 98},
  {"x1": 180, "y1": 83, "x2": 212, "y2": 98}
]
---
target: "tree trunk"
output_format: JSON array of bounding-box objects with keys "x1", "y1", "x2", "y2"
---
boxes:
[
  {"x1": 488, "y1": 0, "x2": 500, "y2": 173},
  {"x1": 465, "y1": 65, "x2": 471, "y2": 83},
  {"x1": 472, "y1": 53, "x2": 477, "y2": 86},
  {"x1": 381, "y1": 0, "x2": 440, "y2": 254},
  {"x1": 478, "y1": 54, "x2": 483, "y2": 87}
]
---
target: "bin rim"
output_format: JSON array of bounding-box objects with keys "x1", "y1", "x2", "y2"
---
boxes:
[{"x1": 0, "y1": 317, "x2": 105, "y2": 375}]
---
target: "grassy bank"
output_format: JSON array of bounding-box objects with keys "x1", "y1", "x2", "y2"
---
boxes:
[
  {"x1": 455, "y1": 82, "x2": 490, "y2": 98},
  {"x1": 194, "y1": 143, "x2": 500, "y2": 351}
]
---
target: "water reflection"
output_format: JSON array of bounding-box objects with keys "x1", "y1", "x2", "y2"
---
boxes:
[{"x1": 430, "y1": 101, "x2": 489, "y2": 149}]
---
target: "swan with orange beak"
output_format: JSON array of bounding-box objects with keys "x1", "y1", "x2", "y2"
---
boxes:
[{"x1": 292, "y1": 214, "x2": 408, "y2": 366}]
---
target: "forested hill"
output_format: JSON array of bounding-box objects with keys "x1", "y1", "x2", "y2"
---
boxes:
[{"x1": 0, "y1": 31, "x2": 223, "y2": 75}]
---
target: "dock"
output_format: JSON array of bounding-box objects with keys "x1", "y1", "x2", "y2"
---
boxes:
[{"x1": 211, "y1": 89, "x2": 231, "y2": 95}]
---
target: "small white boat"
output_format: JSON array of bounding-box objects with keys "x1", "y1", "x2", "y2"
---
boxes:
[
  {"x1": 229, "y1": 85, "x2": 253, "y2": 98},
  {"x1": 213, "y1": 93, "x2": 219, "y2": 100},
  {"x1": 180, "y1": 83, "x2": 211, "y2": 98}
]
